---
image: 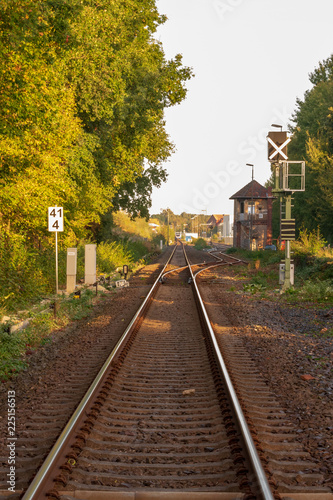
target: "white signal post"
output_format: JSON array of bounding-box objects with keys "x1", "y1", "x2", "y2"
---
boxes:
[{"x1": 48, "y1": 207, "x2": 64, "y2": 295}]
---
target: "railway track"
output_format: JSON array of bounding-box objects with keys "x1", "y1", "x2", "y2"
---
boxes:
[
  {"x1": 18, "y1": 243, "x2": 274, "y2": 500},
  {"x1": 1, "y1": 243, "x2": 331, "y2": 499}
]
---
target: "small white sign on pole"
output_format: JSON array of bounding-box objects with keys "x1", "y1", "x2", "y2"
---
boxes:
[
  {"x1": 48, "y1": 206, "x2": 64, "y2": 232},
  {"x1": 48, "y1": 206, "x2": 64, "y2": 295}
]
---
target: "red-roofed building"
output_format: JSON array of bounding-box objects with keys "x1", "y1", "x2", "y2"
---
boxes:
[
  {"x1": 206, "y1": 214, "x2": 230, "y2": 239},
  {"x1": 230, "y1": 180, "x2": 274, "y2": 250}
]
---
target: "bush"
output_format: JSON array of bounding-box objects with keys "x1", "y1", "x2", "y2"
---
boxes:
[
  {"x1": 300, "y1": 279, "x2": 333, "y2": 303},
  {"x1": 96, "y1": 238, "x2": 151, "y2": 275},
  {"x1": 0, "y1": 233, "x2": 55, "y2": 312},
  {"x1": 193, "y1": 238, "x2": 209, "y2": 250},
  {"x1": 294, "y1": 227, "x2": 327, "y2": 255}
]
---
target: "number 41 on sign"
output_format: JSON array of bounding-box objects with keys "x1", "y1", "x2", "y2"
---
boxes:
[{"x1": 48, "y1": 207, "x2": 64, "y2": 232}]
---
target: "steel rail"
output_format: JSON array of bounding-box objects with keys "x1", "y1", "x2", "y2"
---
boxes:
[
  {"x1": 207, "y1": 248, "x2": 246, "y2": 265},
  {"x1": 216, "y1": 252, "x2": 246, "y2": 265},
  {"x1": 184, "y1": 246, "x2": 275, "y2": 500},
  {"x1": 160, "y1": 249, "x2": 224, "y2": 280},
  {"x1": 161, "y1": 260, "x2": 215, "y2": 279},
  {"x1": 22, "y1": 244, "x2": 178, "y2": 500}
]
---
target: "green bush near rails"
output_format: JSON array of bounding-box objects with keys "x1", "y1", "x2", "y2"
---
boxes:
[
  {"x1": 291, "y1": 228, "x2": 333, "y2": 282},
  {"x1": 96, "y1": 238, "x2": 151, "y2": 275},
  {"x1": 293, "y1": 227, "x2": 328, "y2": 256},
  {"x1": 299, "y1": 280, "x2": 333, "y2": 303},
  {"x1": 283, "y1": 280, "x2": 333, "y2": 304},
  {"x1": 226, "y1": 247, "x2": 238, "y2": 254},
  {"x1": 193, "y1": 238, "x2": 210, "y2": 251},
  {"x1": 0, "y1": 325, "x2": 28, "y2": 381},
  {"x1": 226, "y1": 247, "x2": 282, "y2": 265},
  {"x1": 0, "y1": 234, "x2": 55, "y2": 313}
]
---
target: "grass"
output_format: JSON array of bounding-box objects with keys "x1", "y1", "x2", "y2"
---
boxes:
[
  {"x1": 0, "y1": 289, "x2": 96, "y2": 382},
  {"x1": 226, "y1": 243, "x2": 333, "y2": 305}
]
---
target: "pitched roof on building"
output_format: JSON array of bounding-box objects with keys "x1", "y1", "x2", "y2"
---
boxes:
[
  {"x1": 207, "y1": 214, "x2": 224, "y2": 225},
  {"x1": 229, "y1": 180, "x2": 270, "y2": 200}
]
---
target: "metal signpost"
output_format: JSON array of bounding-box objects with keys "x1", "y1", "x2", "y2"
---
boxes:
[
  {"x1": 48, "y1": 206, "x2": 64, "y2": 295},
  {"x1": 267, "y1": 129, "x2": 305, "y2": 290}
]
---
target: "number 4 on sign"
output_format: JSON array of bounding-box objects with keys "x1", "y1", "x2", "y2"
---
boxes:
[{"x1": 48, "y1": 206, "x2": 64, "y2": 232}]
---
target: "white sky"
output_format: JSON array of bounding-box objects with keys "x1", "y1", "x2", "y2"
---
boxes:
[{"x1": 150, "y1": 0, "x2": 333, "y2": 218}]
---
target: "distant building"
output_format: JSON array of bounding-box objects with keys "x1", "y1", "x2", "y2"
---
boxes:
[
  {"x1": 185, "y1": 233, "x2": 198, "y2": 242},
  {"x1": 230, "y1": 180, "x2": 274, "y2": 250},
  {"x1": 207, "y1": 214, "x2": 231, "y2": 238}
]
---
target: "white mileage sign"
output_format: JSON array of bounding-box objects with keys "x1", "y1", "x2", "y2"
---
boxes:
[{"x1": 48, "y1": 206, "x2": 64, "y2": 232}]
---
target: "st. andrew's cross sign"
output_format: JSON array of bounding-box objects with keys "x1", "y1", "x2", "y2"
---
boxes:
[{"x1": 267, "y1": 131, "x2": 291, "y2": 162}]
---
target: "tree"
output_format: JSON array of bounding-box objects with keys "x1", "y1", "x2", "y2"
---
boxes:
[
  {"x1": 0, "y1": 0, "x2": 193, "y2": 304},
  {"x1": 0, "y1": 0, "x2": 193, "y2": 243},
  {"x1": 288, "y1": 54, "x2": 333, "y2": 242}
]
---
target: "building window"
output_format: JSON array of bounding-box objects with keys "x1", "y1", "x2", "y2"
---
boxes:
[
  {"x1": 248, "y1": 202, "x2": 254, "y2": 215},
  {"x1": 240, "y1": 201, "x2": 244, "y2": 214}
]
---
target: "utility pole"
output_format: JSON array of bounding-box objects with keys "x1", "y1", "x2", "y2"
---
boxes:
[
  {"x1": 246, "y1": 164, "x2": 254, "y2": 250},
  {"x1": 167, "y1": 208, "x2": 169, "y2": 246},
  {"x1": 200, "y1": 209, "x2": 207, "y2": 239}
]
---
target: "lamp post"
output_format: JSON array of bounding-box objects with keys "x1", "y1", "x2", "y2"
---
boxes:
[
  {"x1": 200, "y1": 209, "x2": 207, "y2": 238},
  {"x1": 191, "y1": 215, "x2": 198, "y2": 235},
  {"x1": 166, "y1": 208, "x2": 170, "y2": 246},
  {"x1": 246, "y1": 163, "x2": 254, "y2": 250}
]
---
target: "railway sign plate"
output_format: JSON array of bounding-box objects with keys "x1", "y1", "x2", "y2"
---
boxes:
[
  {"x1": 48, "y1": 206, "x2": 64, "y2": 232},
  {"x1": 116, "y1": 279, "x2": 129, "y2": 288},
  {"x1": 281, "y1": 219, "x2": 295, "y2": 240},
  {"x1": 267, "y1": 131, "x2": 291, "y2": 162}
]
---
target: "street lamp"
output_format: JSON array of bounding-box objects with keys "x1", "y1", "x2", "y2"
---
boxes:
[
  {"x1": 200, "y1": 209, "x2": 207, "y2": 238},
  {"x1": 191, "y1": 215, "x2": 198, "y2": 235},
  {"x1": 246, "y1": 163, "x2": 254, "y2": 250},
  {"x1": 166, "y1": 208, "x2": 170, "y2": 246}
]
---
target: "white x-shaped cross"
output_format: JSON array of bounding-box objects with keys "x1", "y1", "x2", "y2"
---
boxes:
[{"x1": 267, "y1": 136, "x2": 291, "y2": 160}]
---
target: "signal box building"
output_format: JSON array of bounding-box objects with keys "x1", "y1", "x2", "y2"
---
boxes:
[{"x1": 230, "y1": 180, "x2": 274, "y2": 250}]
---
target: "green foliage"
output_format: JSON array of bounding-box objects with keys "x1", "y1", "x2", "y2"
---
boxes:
[
  {"x1": 227, "y1": 247, "x2": 282, "y2": 265},
  {"x1": 300, "y1": 280, "x2": 333, "y2": 302},
  {"x1": 0, "y1": 324, "x2": 27, "y2": 381},
  {"x1": 243, "y1": 283, "x2": 266, "y2": 295},
  {"x1": 0, "y1": 1, "x2": 192, "y2": 311},
  {"x1": 291, "y1": 227, "x2": 333, "y2": 283},
  {"x1": 113, "y1": 212, "x2": 153, "y2": 240},
  {"x1": 284, "y1": 280, "x2": 333, "y2": 304},
  {"x1": 0, "y1": 233, "x2": 54, "y2": 311},
  {"x1": 0, "y1": 289, "x2": 95, "y2": 382},
  {"x1": 226, "y1": 247, "x2": 238, "y2": 254},
  {"x1": 293, "y1": 227, "x2": 328, "y2": 255},
  {"x1": 193, "y1": 238, "x2": 209, "y2": 250},
  {"x1": 0, "y1": 0, "x2": 193, "y2": 252},
  {"x1": 289, "y1": 54, "x2": 333, "y2": 243},
  {"x1": 96, "y1": 240, "x2": 146, "y2": 275}
]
